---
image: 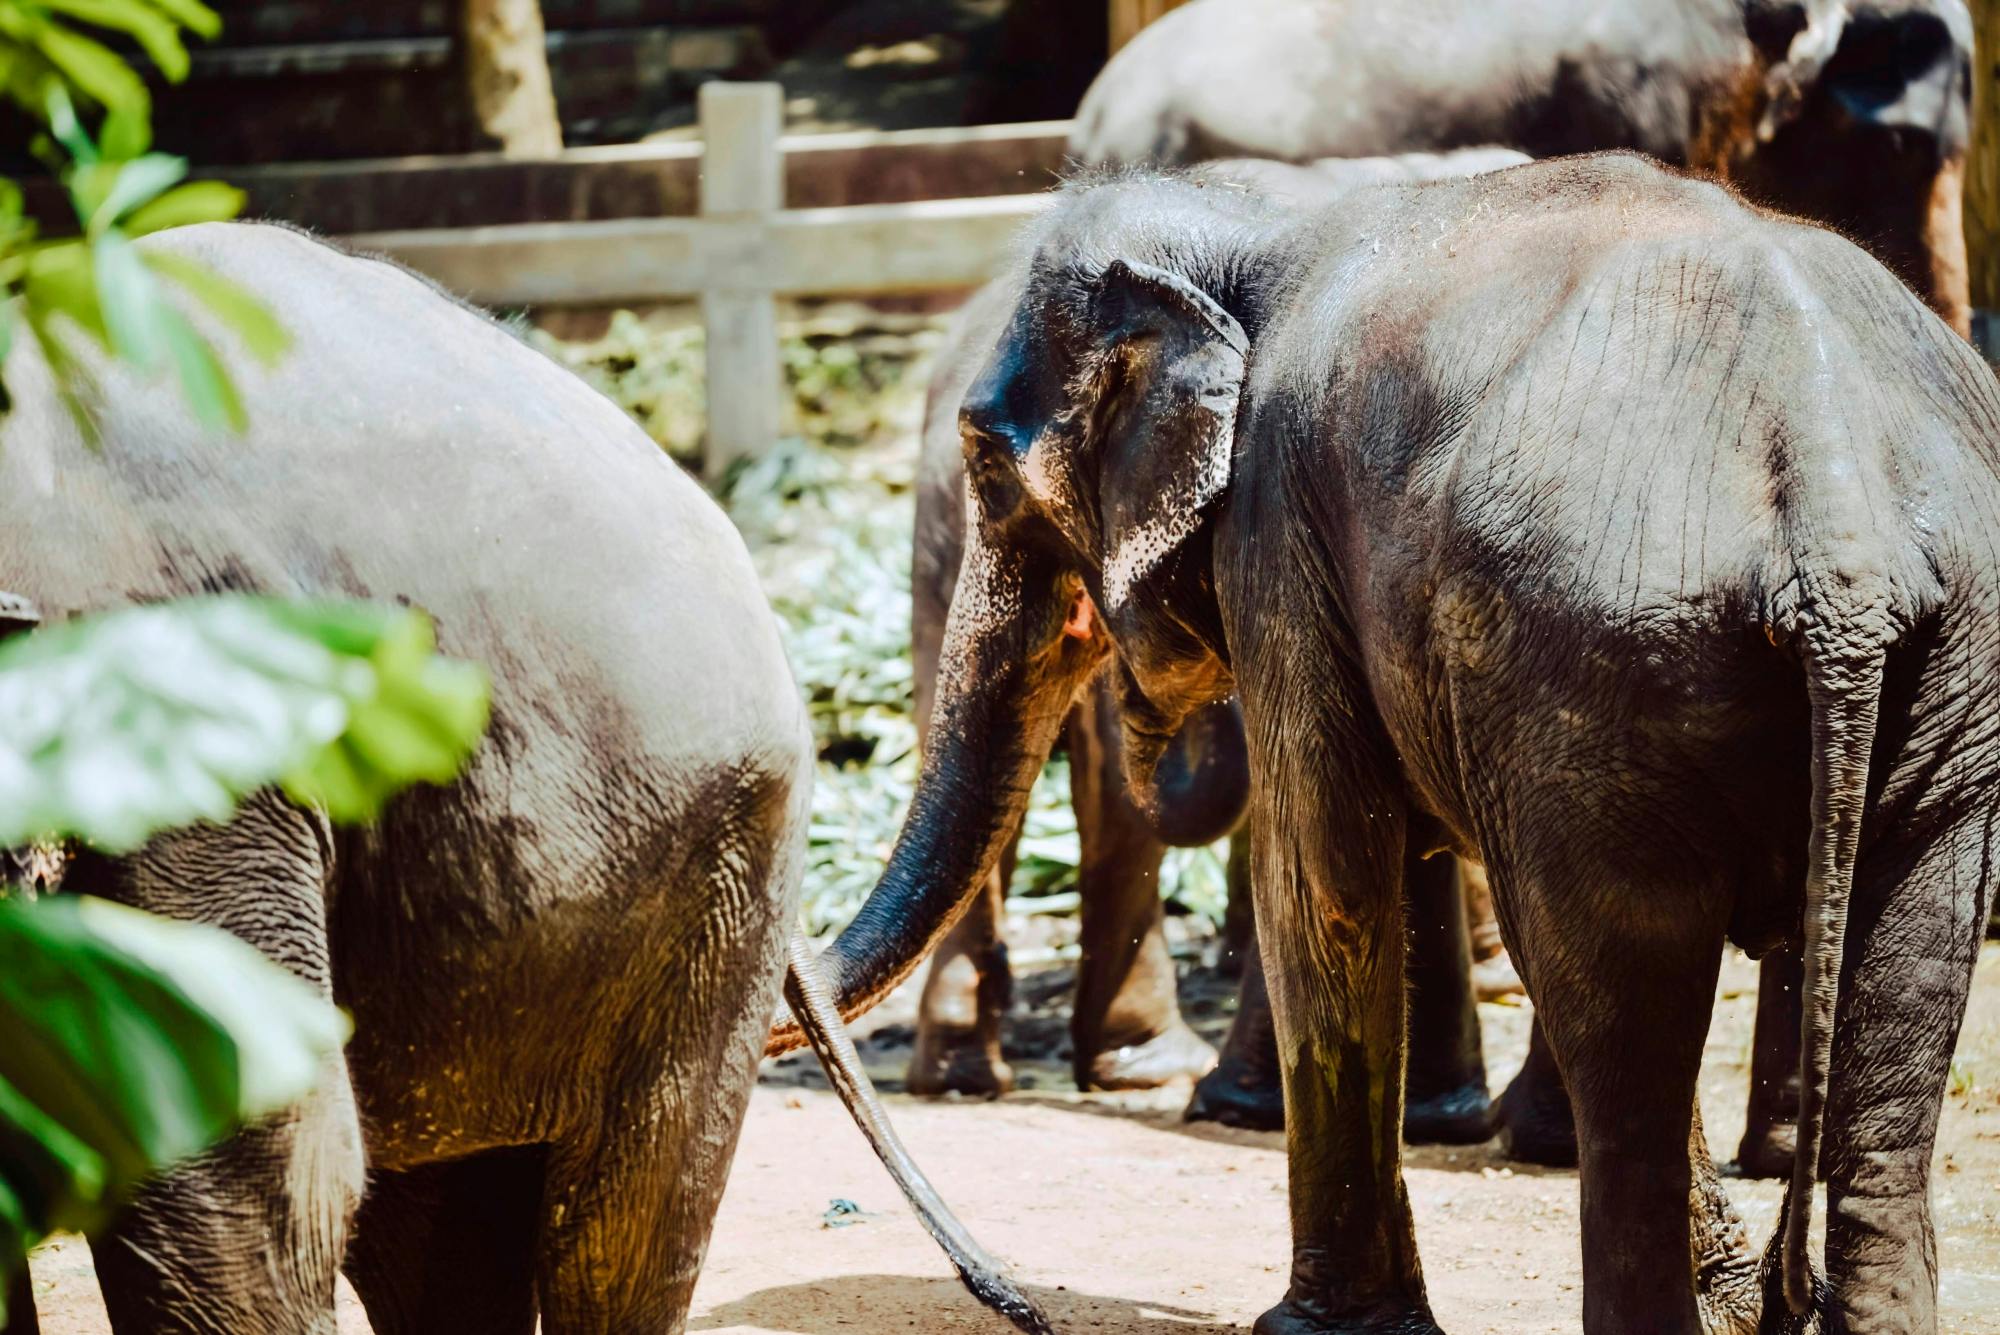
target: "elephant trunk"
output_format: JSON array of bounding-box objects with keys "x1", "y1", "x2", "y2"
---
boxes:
[{"x1": 765, "y1": 536, "x2": 1094, "y2": 1058}]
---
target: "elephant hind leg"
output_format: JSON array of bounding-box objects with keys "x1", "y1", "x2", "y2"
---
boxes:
[
  {"x1": 1505, "y1": 850, "x2": 1726, "y2": 1335},
  {"x1": 343, "y1": 1145, "x2": 547, "y2": 1335},
  {"x1": 907, "y1": 848, "x2": 1017, "y2": 1098}
]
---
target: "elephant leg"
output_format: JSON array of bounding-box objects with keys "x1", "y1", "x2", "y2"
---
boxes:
[
  {"x1": 1496, "y1": 1018, "x2": 1579, "y2": 1167},
  {"x1": 1068, "y1": 682, "x2": 1216, "y2": 1090},
  {"x1": 1689, "y1": 1105, "x2": 1764, "y2": 1333},
  {"x1": 907, "y1": 841, "x2": 1016, "y2": 1097},
  {"x1": 1250, "y1": 768, "x2": 1436, "y2": 1333},
  {"x1": 1183, "y1": 923, "x2": 1285, "y2": 1129},
  {"x1": 343, "y1": 1145, "x2": 547, "y2": 1335},
  {"x1": 539, "y1": 818, "x2": 795, "y2": 1335},
  {"x1": 1219, "y1": 830, "x2": 1255, "y2": 976},
  {"x1": 537, "y1": 1047, "x2": 760, "y2": 1335},
  {"x1": 1811, "y1": 812, "x2": 1990, "y2": 1334},
  {"x1": 1735, "y1": 946, "x2": 1802, "y2": 1180},
  {"x1": 85, "y1": 793, "x2": 363, "y2": 1335},
  {"x1": 3, "y1": 1266, "x2": 38, "y2": 1335},
  {"x1": 1518, "y1": 871, "x2": 1723, "y2": 1334},
  {"x1": 1402, "y1": 853, "x2": 1493, "y2": 1145}
]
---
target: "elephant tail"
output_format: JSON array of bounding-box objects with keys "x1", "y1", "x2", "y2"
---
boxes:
[
  {"x1": 779, "y1": 935, "x2": 1056, "y2": 1335},
  {"x1": 1782, "y1": 617, "x2": 1888, "y2": 1316}
]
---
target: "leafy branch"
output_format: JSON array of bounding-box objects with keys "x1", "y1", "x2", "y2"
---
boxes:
[{"x1": 0, "y1": 2, "x2": 496, "y2": 1319}]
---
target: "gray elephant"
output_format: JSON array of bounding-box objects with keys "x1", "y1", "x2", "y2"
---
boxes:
[
  {"x1": 773, "y1": 156, "x2": 2000, "y2": 1332},
  {"x1": 906, "y1": 151, "x2": 1523, "y2": 1125},
  {"x1": 1074, "y1": 0, "x2": 1974, "y2": 337},
  {"x1": 0, "y1": 223, "x2": 1040, "y2": 1335}
]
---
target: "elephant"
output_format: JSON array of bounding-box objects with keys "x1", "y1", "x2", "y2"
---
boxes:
[
  {"x1": 770, "y1": 156, "x2": 2000, "y2": 1332},
  {"x1": 1073, "y1": 0, "x2": 1974, "y2": 337},
  {"x1": 906, "y1": 150, "x2": 1526, "y2": 1127},
  {"x1": 0, "y1": 222, "x2": 1042, "y2": 1335}
]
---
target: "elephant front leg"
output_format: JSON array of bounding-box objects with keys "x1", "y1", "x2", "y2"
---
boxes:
[
  {"x1": 1068, "y1": 685, "x2": 1216, "y2": 1091},
  {"x1": 1735, "y1": 947, "x2": 1802, "y2": 1180},
  {"x1": 1185, "y1": 928, "x2": 1286, "y2": 1128},
  {"x1": 1496, "y1": 1018, "x2": 1580, "y2": 1167},
  {"x1": 1402, "y1": 852, "x2": 1493, "y2": 1144},
  {"x1": 1253, "y1": 792, "x2": 1437, "y2": 1333},
  {"x1": 908, "y1": 846, "x2": 1016, "y2": 1097}
]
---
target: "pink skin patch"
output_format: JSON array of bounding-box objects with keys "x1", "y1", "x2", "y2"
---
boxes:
[{"x1": 1063, "y1": 586, "x2": 1096, "y2": 641}]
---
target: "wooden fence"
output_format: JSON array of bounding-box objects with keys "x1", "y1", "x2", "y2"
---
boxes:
[{"x1": 345, "y1": 83, "x2": 1064, "y2": 470}]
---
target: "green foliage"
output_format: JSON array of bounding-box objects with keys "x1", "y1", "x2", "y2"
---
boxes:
[
  {"x1": 0, "y1": 599, "x2": 490, "y2": 1317},
  {"x1": 532, "y1": 308, "x2": 946, "y2": 466},
  {"x1": 0, "y1": 893, "x2": 346, "y2": 1273},
  {"x1": 0, "y1": 597, "x2": 491, "y2": 852},
  {"x1": 0, "y1": 1, "x2": 218, "y2": 129},
  {"x1": 0, "y1": 1, "x2": 278, "y2": 433},
  {"x1": 0, "y1": 5, "x2": 494, "y2": 1321}
]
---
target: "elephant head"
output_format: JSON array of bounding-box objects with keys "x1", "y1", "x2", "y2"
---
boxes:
[
  {"x1": 1726, "y1": 0, "x2": 1973, "y2": 332},
  {"x1": 767, "y1": 181, "x2": 1265, "y2": 1050}
]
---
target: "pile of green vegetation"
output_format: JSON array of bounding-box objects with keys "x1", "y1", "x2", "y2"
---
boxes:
[{"x1": 538, "y1": 309, "x2": 1231, "y2": 936}]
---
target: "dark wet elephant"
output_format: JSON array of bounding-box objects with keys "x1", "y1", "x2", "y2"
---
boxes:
[
  {"x1": 906, "y1": 153, "x2": 1519, "y2": 1131},
  {"x1": 1073, "y1": 0, "x2": 1974, "y2": 337},
  {"x1": 773, "y1": 156, "x2": 2000, "y2": 1332},
  {"x1": 1072, "y1": 0, "x2": 1976, "y2": 1172},
  {"x1": 0, "y1": 223, "x2": 1038, "y2": 1335}
]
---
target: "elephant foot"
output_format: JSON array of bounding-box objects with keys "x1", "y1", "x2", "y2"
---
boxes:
[
  {"x1": 1402, "y1": 1081, "x2": 1494, "y2": 1145},
  {"x1": 907, "y1": 1026, "x2": 1014, "y2": 1099},
  {"x1": 1734, "y1": 1119, "x2": 1798, "y2": 1180},
  {"x1": 1470, "y1": 949, "x2": 1525, "y2": 1002},
  {"x1": 1495, "y1": 1068, "x2": 1577, "y2": 1167},
  {"x1": 1252, "y1": 1298, "x2": 1444, "y2": 1334},
  {"x1": 1184, "y1": 1061, "x2": 1285, "y2": 1130},
  {"x1": 1080, "y1": 1022, "x2": 1217, "y2": 1091}
]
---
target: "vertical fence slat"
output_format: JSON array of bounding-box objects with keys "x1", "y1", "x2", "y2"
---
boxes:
[{"x1": 699, "y1": 81, "x2": 784, "y2": 473}]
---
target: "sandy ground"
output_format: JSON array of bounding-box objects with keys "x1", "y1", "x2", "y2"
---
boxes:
[{"x1": 26, "y1": 940, "x2": 2000, "y2": 1334}]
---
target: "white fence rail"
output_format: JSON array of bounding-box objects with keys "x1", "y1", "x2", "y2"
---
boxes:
[{"x1": 348, "y1": 82, "x2": 1051, "y2": 471}]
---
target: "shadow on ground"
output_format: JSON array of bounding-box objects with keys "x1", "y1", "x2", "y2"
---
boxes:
[{"x1": 690, "y1": 1273, "x2": 1236, "y2": 1333}]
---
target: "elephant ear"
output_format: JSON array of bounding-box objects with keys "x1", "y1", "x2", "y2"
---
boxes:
[{"x1": 1083, "y1": 258, "x2": 1247, "y2": 613}]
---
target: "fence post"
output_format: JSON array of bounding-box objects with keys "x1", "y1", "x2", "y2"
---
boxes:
[{"x1": 699, "y1": 81, "x2": 784, "y2": 473}]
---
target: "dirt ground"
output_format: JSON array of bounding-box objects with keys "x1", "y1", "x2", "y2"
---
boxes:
[{"x1": 25, "y1": 934, "x2": 2000, "y2": 1333}]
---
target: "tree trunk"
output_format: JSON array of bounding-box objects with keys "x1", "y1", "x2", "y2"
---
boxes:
[
  {"x1": 1969, "y1": 0, "x2": 2000, "y2": 312},
  {"x1": 461, "y1": 0, "x2": 563, "y2": 157}
]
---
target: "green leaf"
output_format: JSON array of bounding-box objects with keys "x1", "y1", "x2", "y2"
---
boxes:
[
  {"x1": 0, "y1": 894, "x2": 345, "y2": 1287},
  {"x1": 98, "y1": 105, "x2": 149, "y2": 159},
  {"x1": 38, "y1": 0, "x2": 191, "y2": 81},
  {"x1": 83, "y1": 153, "x2": 187, "y2": 235},
  {"x1": 273, "y1": 604, "x2": 492, "y2": 823},
  {"x1": 90, "y1": 228, "x2": 169, "y2": 367},
  {"x1": 40, "y1": 83, "x2": 95, "y2": 166},
  {"x1": 143, "y1": 247, "x2": 288, "y2": 365},
  {"x1": 140, "y1": 0, "x2": 220, "y2": 42},
  {"x1": 33, "y1": 21, "x2": 149, "y2": 118},
  {"x1": 121, "y1": 180, "x2": 241, "y2": 238},
  {"x1": 0, "y1": 596, "x2": 489, "y2": 852},
  {"x1": 23, "y1": 240, "x2": 105, "y2": 343},
  {"x1": 157, "y1": 302, "x2": 240, "y2": 430}
]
